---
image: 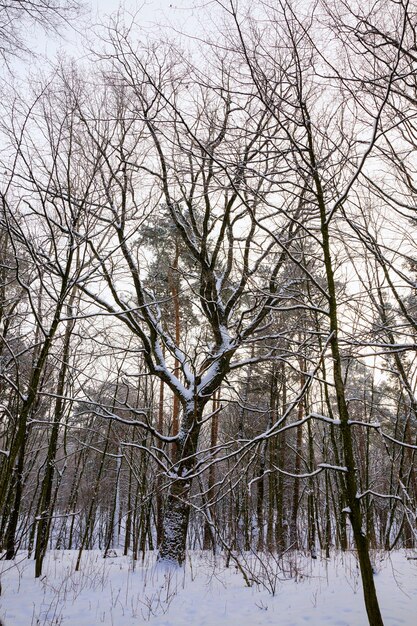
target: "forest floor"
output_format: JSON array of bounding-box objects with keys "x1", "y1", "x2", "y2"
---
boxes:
[{"x1": 0, "y1": 548, "x2": 416, "y2": 625}]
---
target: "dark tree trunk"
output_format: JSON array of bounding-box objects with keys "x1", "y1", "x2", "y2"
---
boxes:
[
  {"x1": 203, "y1": 389, "x2": 220, "y2": 551},
  {"x1": 315, "y1": 165, "x2": 384, "y2": 624},
  {"x1": 158, "y1": 405, "x2": 202, "y2": 565}
]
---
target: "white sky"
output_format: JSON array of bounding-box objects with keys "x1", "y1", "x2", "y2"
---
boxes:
[
  {"x1": 0, "y1": 0, "x2": 202, "y2": 83},
  {"x1": 13, "y1": 0, "x2": 200, "y2": 75}
]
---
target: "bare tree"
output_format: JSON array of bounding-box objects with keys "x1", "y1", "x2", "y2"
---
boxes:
[
  {"x1": 1, "y1": 7, "x2": 417, "y2": 626},
  {"x1": 0, "y1": 0, "x2": 83, "y2": 65}
]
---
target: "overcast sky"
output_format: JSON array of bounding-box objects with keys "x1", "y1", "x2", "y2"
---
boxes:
[{"x1": 27, "y1": 1, "x2": 200, "y2": 62}]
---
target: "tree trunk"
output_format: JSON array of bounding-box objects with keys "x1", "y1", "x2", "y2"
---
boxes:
[
  {"x1": 156, "y1": 378, "x2": 165, "y2": 547},
  {"x1": 203, "y1": 389, "x2": 220, "y2": 551},
  {"x1": 315, "y1": 172, "x2": 384, "y2": 624},
  {"x1": 290, "y1": 402, "x2": 303, "y2": 548},
  {"x1": 158, "y1": 405, "x2": 202, "y2": 566},
  {"x1": 34, "y1": 295, "x2": 76, "y2": 576}
]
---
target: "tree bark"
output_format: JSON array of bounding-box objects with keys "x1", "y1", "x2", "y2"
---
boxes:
[
  {"x1": 313, "y1": 162, "x2": 384, "y2": 625},
  {"x1": 158, "y1": 403, "x2": 203, "y2": 565}
]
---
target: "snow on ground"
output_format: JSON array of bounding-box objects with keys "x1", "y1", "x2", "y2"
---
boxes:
[{"x1": 0, "y1": 549, "x2": 416, "y2": 625}]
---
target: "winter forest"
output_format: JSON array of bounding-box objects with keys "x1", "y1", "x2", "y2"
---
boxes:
[{"x1": 0, "y1": 1, "x2": 417, "y2": 625}]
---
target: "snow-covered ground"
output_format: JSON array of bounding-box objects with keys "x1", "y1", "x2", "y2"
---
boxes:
[{"x1": 0, "y1": 549, "x2": 416, "y2": 625}]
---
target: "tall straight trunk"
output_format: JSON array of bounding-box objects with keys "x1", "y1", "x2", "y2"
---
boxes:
[
  {"x1": 124, "y1": 441, "x2": 135, "y2": 556},
  {"x1": 203, "y1": 389, "x2": 220, "y2": 551},
  {"x1": 276, "y1": 363, "x2": 287, "y2": 552},
  {"x1": 324, "y1": 470, "x2": 332, "y2": 558},
  {"x1": 169, "y1": 239, "x2": 181, "y2": 449},
  {"x1": 131, "y1": 474, "x2": 142, "y2": 561},
  {"x1": 266, "y1": 436, "x2": 276, "y2": 552},
  {"x1": 114, "y1": 452, "x2": 122, "y2": 548},
  {"x1": 156, "y1": 378, "x2": 165, "y2": 546},
  {"x1": 290, "y1": 396, "x2": 303, "y2": 548},
  {"x1": 34, "y1": 293, "x2": 76, "y2": 577},
  {"x1": 307, "y1": 420, "x2": 317, "y2": 558},
  {"x1": 4, "y1": 444, "x2": 25, "y2": 559},
  {"x1": 322, "y1": 218, "x2": 383, "y2": 623},
  {"x1": 104, "y1": 447, "x2": 122, "y2": 557},
  {"x1": 307, "y1": 115, "x2": 384, "y2": 624},
  {"x1": 256, "y1": 439, "x2": 266, "y2": 552},
  {"x1": 267, "y1": 371, "x2": 278, "y2": 551},
  {"x1": 316, "y1": 313, "x2": 348, "y2": 550}
]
